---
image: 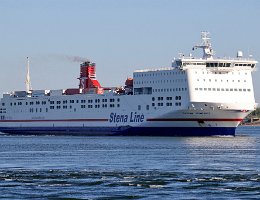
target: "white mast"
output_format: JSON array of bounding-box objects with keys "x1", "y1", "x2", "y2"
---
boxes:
[
  {"x1": 193, "y1": 31, "x2": 214, "y2": 59},
  {"x1": 25, "y1": 57, "x2": 32, "y2": 92}
]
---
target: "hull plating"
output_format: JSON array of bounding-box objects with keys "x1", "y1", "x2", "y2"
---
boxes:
[{"x1": 0, "y1": 126, "x2": 236, "y2": 136}]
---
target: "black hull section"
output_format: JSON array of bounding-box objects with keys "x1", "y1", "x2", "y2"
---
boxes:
[{"x1": 0, "y1": 126, "x2": 236, "y2": 136}]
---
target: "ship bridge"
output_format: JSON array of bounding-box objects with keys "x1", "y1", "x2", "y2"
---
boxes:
[
  {"x1": 173, "y1": 58, "x2": 257, "y2": 72},
  {"x1": 172, "y1": 32, "x2": 257, "y2": 72}
]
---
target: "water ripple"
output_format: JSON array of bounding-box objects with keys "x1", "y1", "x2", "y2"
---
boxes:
[
  {"x1": 0, "y1": 127, "x2": 260, "y2": 199},
  {"x1": 0, "y1": 168, "x2": 260, "y2": 199}
]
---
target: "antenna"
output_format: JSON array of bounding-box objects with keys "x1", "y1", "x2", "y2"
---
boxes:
[
  {"x1": 193, "y1": 31, "x2": 214, "y2": 59},
  {"x1": 25, "y1": 57, "x2": 32, "y2": 92}
]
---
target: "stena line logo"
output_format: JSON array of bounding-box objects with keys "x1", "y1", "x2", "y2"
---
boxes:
[{"x1": 109, "y1": 112, "x2": 145, "y2": 123}]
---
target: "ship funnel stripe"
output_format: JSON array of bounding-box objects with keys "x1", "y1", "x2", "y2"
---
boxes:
[
  {"x1": 0, "y1": 118, "x2": 242, "y2": 123},
  {"x1": 0, "y1": 118, "x2": 108, "y2": 123},
  {"x1": 146, "y1": 118, "x2": 243, "y2": 122}
]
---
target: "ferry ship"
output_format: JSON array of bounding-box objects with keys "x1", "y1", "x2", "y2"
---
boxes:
[{"x1": 0, "y1": 32, "x2": 258, "y2": 136}]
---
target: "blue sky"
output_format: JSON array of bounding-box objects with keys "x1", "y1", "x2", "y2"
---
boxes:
[{"x1": 1, "y1": 0, "x2": 260, "y2": 102}]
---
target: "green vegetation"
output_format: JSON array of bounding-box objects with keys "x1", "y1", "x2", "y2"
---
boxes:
[
  {"x1": 248, "y1": 107, "x2": 260, "y2": 118},
  {"x1": 242, "y1": 107, "x2": 260, "y2": 124}
]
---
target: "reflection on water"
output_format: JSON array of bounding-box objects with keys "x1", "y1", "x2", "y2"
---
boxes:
[{"x1": 0, "y1": 126, "x2": 259, "y2": 199}]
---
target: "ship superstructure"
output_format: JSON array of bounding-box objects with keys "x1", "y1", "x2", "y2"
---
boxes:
[{"x1": 0, "y1": 32, "x2": 257, "y2": 136}]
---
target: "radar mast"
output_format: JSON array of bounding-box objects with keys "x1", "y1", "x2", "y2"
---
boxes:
[{"x1": 193, "y1": 31, "x2": 214, "y2": 59}]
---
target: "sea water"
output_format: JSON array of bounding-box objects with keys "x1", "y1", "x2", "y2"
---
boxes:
[{"x1": 0, "y1": 126, "x2": 259, "y2": 199}]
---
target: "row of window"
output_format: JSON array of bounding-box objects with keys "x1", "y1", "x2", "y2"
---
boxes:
[
  {"x1": 28, "y1": 103, "x2": 122, "y2": 112},
  {"x1": 85, "y1": 104, "x2": 120, "y2": 108},
  {"x1": 151, "y1": 102, "x2": 182, "y2": 107},
  {"x1": 135, "y1": 78, "x2": 249, "y2": 85},
  {"x1": 153, "y1": 88, "x2": 187, "y2": 93},
  {"x1": 197, "y1": 79, "x2": 247, "y2": 83},
  {"x1": 178, "y1": 62, "x2": 205, "y2": 66},
  {"x1": 195, "y1": 88, "x2": 251, "y2": 92},
  {"x1": 137, "y1": 101, "x2": 183, "y2": 111},
  {"x1": 16, "y1": 98, "x2": 185, "y2": 112},
  {"x1": 134, "y1": 71, "x2": 185, "y2": 78},
  {"x1": 206, "y1": 63, "x2": 231, "y2": 68},
  {"x1": 10, "y1": 101, "x2": 47, "y2": 106},
  {"x1": 6, "y1": 98, "x2": 120, "y2": 107},
  {"x1": 180, "y1": 62, "x2": 255, "y2": 68},
  {"x1": 50, "y1": 104, "x2": 121, "y2": 110},
  {"x1": 195, "y1": 71, "x2": 248, "y2": 75},
  {"x1": 135, "y1": 79, "x2": 186, "y2": 85},
  {"x1": 234, "y1": 63, "x2": 255, "y2": 67},
  {"x1": 135, "y1": 68, "x2": 250, "y2": 76},
  {"x1": 152, "y1": 96, "x2": 180, "y2": 101},
  {"x1": 29, "y1": 108, "x2": 47, "y2": 113},
  {"x1": 23, "y1": 100, "x2": 184, "y2": 113}
]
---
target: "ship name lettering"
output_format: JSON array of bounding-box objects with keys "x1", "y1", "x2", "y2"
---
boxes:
[
  {"x1": 109, "y1": 112, "x2": 144, "y2": 123},
  {"x1": 110, "y1": 112, "x2": 128, "y2": 123},
  {"x1": 130, "y1": 112, "x2": 144, "y2": 123}
]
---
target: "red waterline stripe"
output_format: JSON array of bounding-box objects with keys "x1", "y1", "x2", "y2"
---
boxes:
[
  {"x1": 0, "y1": 119, "x2": 109, "y2": 123},
  {"x1": 146, "y1": 118, "x2": 243, "y2": 122}
]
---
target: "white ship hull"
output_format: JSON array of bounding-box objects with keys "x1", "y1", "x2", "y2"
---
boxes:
[{"x1": 0, "y1": 101, "x2": 252, "y2": 136}]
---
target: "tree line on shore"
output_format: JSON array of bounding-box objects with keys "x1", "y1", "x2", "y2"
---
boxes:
[{"x1": 248, "y1": 107, "x2": 260, "y2": 118}]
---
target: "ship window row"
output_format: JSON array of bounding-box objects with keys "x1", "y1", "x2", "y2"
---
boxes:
[
  {"x1": 85, "y1": 104, "x2": 120, "y2": 108},
  {"x1": 9, "y1": 101, "x2": 47, "y2": 106},
  {"x1": 151, "y1": 102, "x2": 181, "y2": 107},
  {"x1": 50, "y1": 105, "x2": 105, "y2": 110},
  {"x1": 135, "y1": 87, "x2": 187, "y2": 95},
  {"x1": 9, "y1": 98, "x2": 119, "y2": 107},
  {"x1": 152, "y1": 96, "x2": 181, "y2": 102},
  {"x1": 9, "y1": 108, "x2": 50, "y2": 113},
  {"x1": 9, "y1": 102, "x2": 119, "y2": 112},
  {"x1": 29, "y1": 108, "x2": 47, "y2": 113},
  {"x1": 135, "y1": 79, "x2": 186, "y2": 84},
  {"x1": 206, "y1": 63, "x2": 231, "y2": 67},
  {"x1": 153, "y1": 88, "x2": 187, "y2": 93},
  {"x1": 11, "y1": 108, "x2": 50, "y2": 113},
  {"x1": 134, "y1": 71, "x2": 185, "y2": 78},
  {"x1": 195, "y1": 71, "x2": 248, "y2": 75},
  {"x1": 9, "y1": 101, "x2": 119, "y2": 108},
  {"x1": 47, "y1": 104, "x2": 121, "y2": 110},
  {"x1": 180, "y1": 62, "x2": 250, "y2": 68},
  {"x1": 195, "y1": 88, "x2": 251, "y2": 92},
  {"x1": 181, "y1": 62, "x2": 205, "y2": 66},
  {"x1": 53, "y1": 98, "x2": 119, "y2": 104},
  {"x1": 197, "y1": 79, "x2": 246, "y2": 83},
  {"x1": 234, "y1": 63, "x2": 255, "y2": 67}
]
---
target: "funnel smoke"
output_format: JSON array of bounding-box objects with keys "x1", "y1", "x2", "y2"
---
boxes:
[
  {"x1": 48, "y1": 54, "x2": 90, "y2": 63},
  {"x1": 64, "y1": 55, "x2": 90, "y2": 63}
]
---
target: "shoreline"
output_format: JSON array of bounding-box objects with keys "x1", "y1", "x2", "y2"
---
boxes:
[{"x1": 241, "y1": 122, "x2": 260, "y2": 126}]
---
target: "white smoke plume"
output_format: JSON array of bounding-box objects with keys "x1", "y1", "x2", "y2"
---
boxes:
[
  {"x1": 48, "y1": 54, "x2": 90, "y2": 63},
  {"x1": 63, "y1": 55, "x2": 90, "y2": 63}
]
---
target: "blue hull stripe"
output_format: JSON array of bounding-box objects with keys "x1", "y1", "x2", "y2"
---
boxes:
[{"x1": 0, "y1": 126, "x2": 236, "y2": 136}]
